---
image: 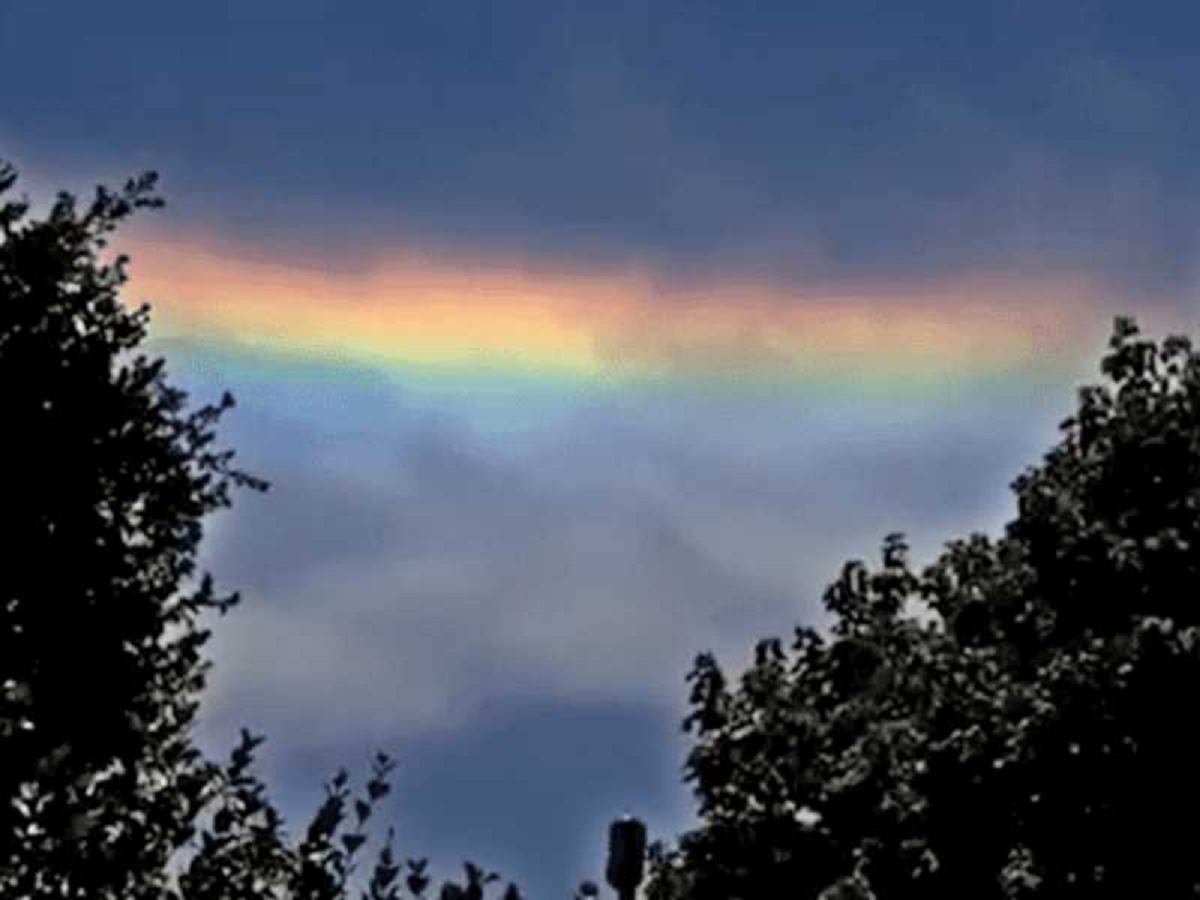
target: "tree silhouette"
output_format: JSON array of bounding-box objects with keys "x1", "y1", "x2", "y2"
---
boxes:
[
  {"x1": 0, "y1": 160, "x2": 521, "y2": 900},
  {"x1": 646, "y1": 316, "x2": 1200, "y2": 898}
]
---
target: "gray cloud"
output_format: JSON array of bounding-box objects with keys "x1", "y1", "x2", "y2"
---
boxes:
[
  {"x1": 7, "y1": 2, "x2": 1200, "y2": 298},
  {"x1": 193, "y1": 364, "x2": 1058, "y2": 757}
]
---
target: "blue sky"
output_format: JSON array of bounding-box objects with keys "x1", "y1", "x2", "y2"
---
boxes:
[{"x1": 4, "y1": 3, "x2": 1200, "y2": 897}]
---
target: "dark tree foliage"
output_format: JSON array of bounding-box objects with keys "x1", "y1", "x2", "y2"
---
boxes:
[
  {"x1": 646, "y1": 315, "x2": 1200, "y2": 899},
  {"x1": 0, "y1": 160, "x2": 521, "y2": 900}
]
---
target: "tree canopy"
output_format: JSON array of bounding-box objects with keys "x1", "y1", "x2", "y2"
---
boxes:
[
  {"x1": 645, "y1": 315, "x2": 1200, "y2": 899},
  {"x1": 0, "y1": 160, "x2": 521, "y2": 900}
]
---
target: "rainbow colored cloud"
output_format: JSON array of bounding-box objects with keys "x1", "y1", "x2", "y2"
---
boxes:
[{"x1": 122, "y1": 230, "x2": 1109, "y2": 403}]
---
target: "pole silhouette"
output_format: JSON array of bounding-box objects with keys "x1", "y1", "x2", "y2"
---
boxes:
[{"x1": 606, "y1": 814, "x2": 647, "y2": 900}]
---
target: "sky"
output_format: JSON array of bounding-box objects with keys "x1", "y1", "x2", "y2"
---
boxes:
[{"x1": 3, "y1": 1, "x2": 1200, "y2": 896}]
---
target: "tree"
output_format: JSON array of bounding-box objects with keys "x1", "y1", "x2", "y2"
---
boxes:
[
  {"x1": 0, "y1": 160, "x2": 522, "y2": 900},
  {"x1": 645, "y1": 315, "x2": 1200, "y2": 898}
]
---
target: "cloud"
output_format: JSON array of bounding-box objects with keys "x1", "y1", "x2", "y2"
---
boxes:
[
  {"x1": 192, "y1": 359, "x2": 1059, "y2": 758},
  {"x1": 198, "y1": 422, "x2": 797, "y2": 746},
  {"x1": 7, "y1": 2, "x2": 1200, "y2": 297}
]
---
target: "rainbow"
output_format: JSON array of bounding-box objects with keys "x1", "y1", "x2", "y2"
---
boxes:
[{"x1": 118, "y1": 231, "x2": 1108, "y2": 404}]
